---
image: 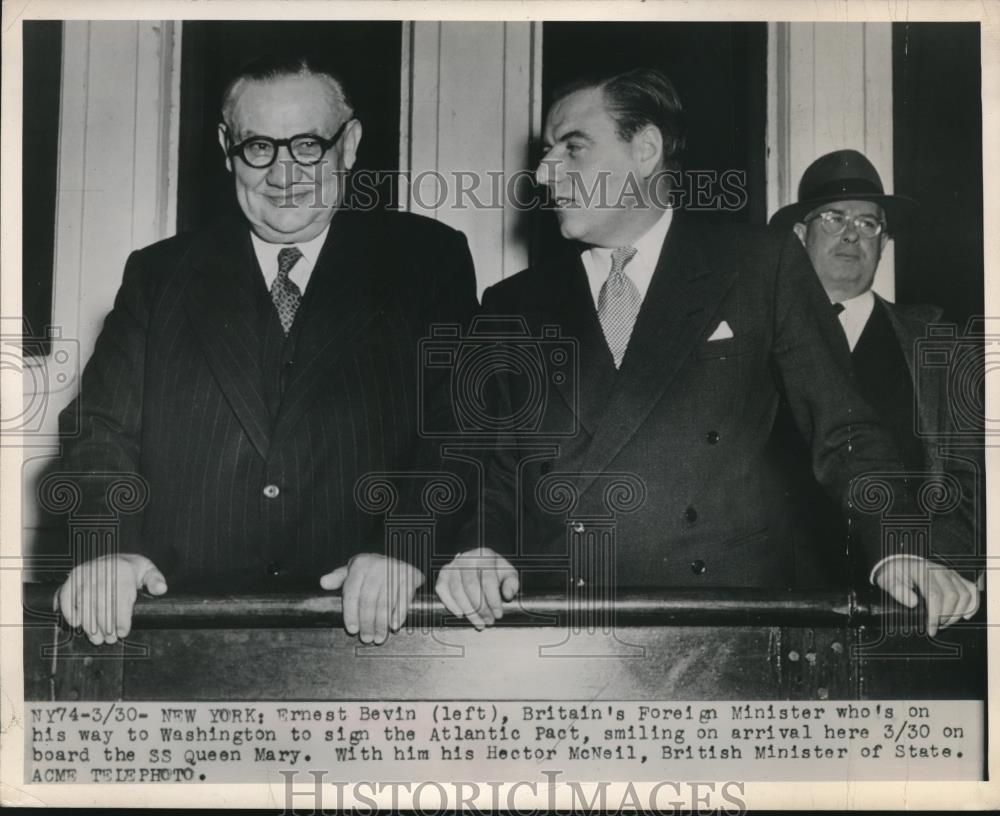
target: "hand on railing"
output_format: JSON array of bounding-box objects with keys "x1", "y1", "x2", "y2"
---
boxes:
[
  {"x1": 872, "y1": 556, "x2": 980, "y2": 637},
  {"x1": 319, "y1": 554, "x2": 424, "y2": 645},
  {"x1": 435, "y1": 547, "x2": 520, "y2": 630},
  {"x1": 55, "y1": 554, "x2": 168, "y2": 645}
]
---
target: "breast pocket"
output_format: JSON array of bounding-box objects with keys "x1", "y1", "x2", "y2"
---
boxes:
[{"x1": 696, "y1": 336, "x2": 745, "y2": 360}]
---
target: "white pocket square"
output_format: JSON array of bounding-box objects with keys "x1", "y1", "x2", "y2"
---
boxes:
[{"x1": 707, "y1": 320, "x2": 734, "y2": 341}]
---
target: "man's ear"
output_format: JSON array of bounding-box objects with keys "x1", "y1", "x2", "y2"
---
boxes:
[
  {"x1": 879, "y1": 233, "x2": 890, "y2": 254},
  {"x1": 340, "y1": 119, "x2": 363, "y2": 171},
  {"x1": 217, "y1": 124, "x2": 233, "y2": 173},
  {"x1": 633, "y1": 124, "x2": 663, "y2": 177},
  {"x1": 792, "y1": 222, "x2": 808, "y2": 246}
]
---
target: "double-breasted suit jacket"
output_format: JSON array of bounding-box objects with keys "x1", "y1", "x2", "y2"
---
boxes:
[
  {"x1": 57, "y1": 209, "x2": 477, "y2": 589},
  {"x1": 472, "y1": 213, "x2": 918, "y2": 589}
]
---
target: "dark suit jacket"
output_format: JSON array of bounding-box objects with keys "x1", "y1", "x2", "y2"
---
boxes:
[
  {"x1": 471, "y1": 213, "x2": 919, "y2": 588},
  {"x1": 772, "y1": 294, "x2": 982, "y2": 587},
  {"x1": 57, "y1": 209, "x2": 477, "y2": 589},
  {"x1": 876, "y1": 295, "x2": 982, "y2": 560}
]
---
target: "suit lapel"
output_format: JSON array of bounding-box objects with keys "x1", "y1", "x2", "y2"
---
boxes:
[
  {"x1": 878, "y1": 295, "x2": 945, "y2": 451},
  {"x1": 545, "y1": 250, "x2": 618, "y2": 434},
  {"x1": 271, "y1": 211, "x2": 394, "y2": 447},
  {"x1": 877, "y1": 295, "x2": 919, "y2": 377},
  {"x1": 183, "y1": 222, "x2": 272, "y2": 459},
  {"x1": 578, "y1": 214, "x2": 738, "y2": 487}
]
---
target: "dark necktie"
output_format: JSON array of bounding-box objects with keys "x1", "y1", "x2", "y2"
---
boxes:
[
  {"x1": 597, "y1": 246, "x2": 641, "y2": 368},
  {"x1": 271, "y1": 246, "x2": 304, "y2": 335},
  {"x1": 832, "y1": 302, "x2": 845, "y2": 315}
]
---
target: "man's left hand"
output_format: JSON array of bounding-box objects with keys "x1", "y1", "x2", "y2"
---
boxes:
[
  {"x1": 874, "y1": 556, "x2": 980, "y2": 636},
  {"x1": 320, "y1": 554, "x2": 424, "y2": 644}
]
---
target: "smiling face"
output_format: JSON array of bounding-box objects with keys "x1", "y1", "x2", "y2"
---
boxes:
[
  {"x1": 535, "y1": 87, "x2": 662, "y2": 248},
  {"x1": 793, "y1": 200, "x2": 889, "y2": 301},
  {"x1": 218, "y1": 72, "x2": 361, "y2": 243}
]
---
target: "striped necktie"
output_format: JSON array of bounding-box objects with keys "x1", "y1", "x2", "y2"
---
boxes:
[{"x1": 597, "y1": 246, "x2": 640, "y2": 368}]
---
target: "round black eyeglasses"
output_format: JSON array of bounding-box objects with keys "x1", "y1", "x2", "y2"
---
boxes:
[{"x1": 226, "y1": 119, "x2": 352, "y2": 169}]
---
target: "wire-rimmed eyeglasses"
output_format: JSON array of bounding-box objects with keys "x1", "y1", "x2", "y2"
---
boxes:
[{"x1": 805, "y1": 210, "x2": 887, "y2": 239}]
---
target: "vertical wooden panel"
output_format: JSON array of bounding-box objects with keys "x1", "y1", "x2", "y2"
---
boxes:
[
  {"x1": 812, "y1": 24, "x2": 866, "y2": 156},
  {"x1": 406, "y1": 21, "x2": 535, "y2": 296},
  {"x1": 23, "y1": 22, "x2": 181, "y2": 538},
  {"x1": 51, "y1": 21, "x2": 88, "y2": 356},
  {"x1": 407, "y1": 21, "x2": 441, "y2": 220},
  {"x1": 437, "y1": 23, "x2": 505, "y2": 292},
  {"x1": 78, "y1": 23, "x2": 140, "y2": 358},
  {"x1": 864, "y1": 24, "x2": 896, "y2": 300},
  {"x1": 132, "y1": 21, "x2": 181, "y2": 249},
  {"x1": 785, "y1": 22, "x2": 818, "y2": 195},
  {"x1": 766, "y1": 23, "x2": 789, "y2": 224},
  {"x1": 20, "y1": 22, "x2": 92, "y2": 537},
  {"x1": 500, "y1": 22, "x2": 537, "y2": 283}
]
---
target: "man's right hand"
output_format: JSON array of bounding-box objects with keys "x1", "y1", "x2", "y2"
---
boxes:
[
  {"x1": 435, "y1": 548, "x2": 519, "y2": 630},
  {"x1": 56, "y1": 554, "x2": 167, "y2": 645}
]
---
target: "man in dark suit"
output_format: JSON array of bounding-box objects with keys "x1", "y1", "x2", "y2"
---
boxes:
[
  {"x1": 54, "y1": 54, "x2": 477, "y2": 645},
  {"x1": 435, "y1": 69, "x2": 978, "y2": 634},
  {"x1": 768, "y1": 149, "x2": 981, "y2": 589}
]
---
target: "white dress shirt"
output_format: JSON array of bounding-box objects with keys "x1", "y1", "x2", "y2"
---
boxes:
[
  {"x1": 835, "y1": 289, "x2": 875, "y2": 352},
  {"x1": 250, "y1": 223, "x2": 331, "y2": 295},
  {"x1": 581, "y1": 208, "x2": 674, "y2": 307}
]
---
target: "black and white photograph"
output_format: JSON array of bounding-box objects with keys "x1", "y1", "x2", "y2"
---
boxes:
[{"x1": 2, "y1": 0, "x2": 997, "y2": 809}]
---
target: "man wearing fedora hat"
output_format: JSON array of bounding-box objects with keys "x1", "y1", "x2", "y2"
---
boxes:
[{"x1": 770, "y1": 148, "x2": 981, "y2": 603}]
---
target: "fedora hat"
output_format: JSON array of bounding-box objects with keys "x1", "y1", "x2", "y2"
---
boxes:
[{"x1": 769, "y1": 149, "x2": 918, "y2": 232}]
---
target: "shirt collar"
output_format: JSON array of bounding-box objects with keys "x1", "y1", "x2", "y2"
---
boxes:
[
  {"x1": 835, "y1": 289, "x2": 875, "y2": 352},
  {"x1": 582, "y1": 208, "x2": 673, "y2": 304},
  {"x1": 631, "y1": 206, "x2": 674, "y2": 265},
  {"x1": 250, "y1": 223, "x2": 331, "y2": 270}
]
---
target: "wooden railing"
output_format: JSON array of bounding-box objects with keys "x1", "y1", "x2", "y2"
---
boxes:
[{"x1": 22, "y1": 584, "x2": 985, "y2": 702}]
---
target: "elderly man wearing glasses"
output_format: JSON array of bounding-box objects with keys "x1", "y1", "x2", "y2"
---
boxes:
[
  {"x1": 53, "y1": 52, "x2": 476, "y2": 646},
  {"x1": 768, "y1": 149, "x2": 981, "y2": 619}
]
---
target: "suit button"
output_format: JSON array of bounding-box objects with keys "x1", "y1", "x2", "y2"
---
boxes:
[
  {"x1": 691, "y1": 559, "x2": 707, "y2": 575},
  {"x1": 266, "y1": 560, "x2": 283, "y2": 577},
  {"x1": 571, "y1": 521, "x2": 585, "y2": 534},
  {"x1": 540, "y1": 462, "x2": 553, "y2": 475},
  {"x1": 262, "y1": 484, "x2": 280, "y2": 499},
  {"x1": 706, "y1": 430, "x2": 720, "y2": 444},
  {"x1": 684, "y1": 506, "x2": 698, "y2": 523}
]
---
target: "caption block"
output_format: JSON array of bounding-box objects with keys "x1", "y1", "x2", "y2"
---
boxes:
[{"x1": 25, "y1": 700, "x2": 982, "y2": 783}]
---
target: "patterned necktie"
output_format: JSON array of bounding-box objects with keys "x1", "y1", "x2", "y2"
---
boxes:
[
  {"x1": 271, "y1": 246, "x2": 304, "y2": 335},
  {"x1": 597, "y1": 246, "x2": 641, "y2": 368}
]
